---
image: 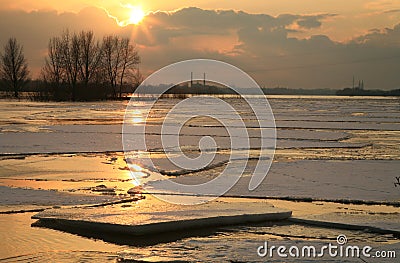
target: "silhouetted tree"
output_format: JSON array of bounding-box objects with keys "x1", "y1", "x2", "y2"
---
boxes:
[
  {"x1": 102, "y1": 35, "x2": 121, "y2": 98},
  {"x1": 61, "y1": 30, "x2": 81, "y2": 101},
  {"x1": 102, "y1": 35, "x2": 140, "y2": 98},
  {"x1": 41, "y1": 30, "x2": 140, "y2": 100},
  {"x1": 78, "y1": 30, "x2": 102, "y2": 86},
  {"x1": 0, "y1": 38, "x2": 29, "y2": 98},
  {"x1": 129, "y1": 68, "x2": 143, "y2": 92},
  {"x1": 118, "y1": 37, "x2": 140, "y2": 98},
  {"x1": 42, "y1": 30, "x2": 104, "y2": 100},
  {"x1": 41, "y1": 37, "x2": 63, "y2": 86}
]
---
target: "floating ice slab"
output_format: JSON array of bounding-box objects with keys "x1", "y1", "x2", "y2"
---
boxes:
[{"x1": 32, "y1": 196, "x2": 291, "y2": 240}]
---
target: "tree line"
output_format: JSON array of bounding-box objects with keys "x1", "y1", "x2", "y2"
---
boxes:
[{"x1": 0, "y1": 30, "x2": 141, "y2": 100}]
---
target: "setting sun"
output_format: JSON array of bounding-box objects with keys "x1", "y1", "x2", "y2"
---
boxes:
[
  {"x1": 128, "y1": 6, "x2": 145, "y2": 25},
  {"x1": 103, "y1": 4, "x2": 146, "y2": 26}
]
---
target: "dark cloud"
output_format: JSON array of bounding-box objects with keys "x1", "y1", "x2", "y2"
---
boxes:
[
  {"x1": 139, "y1": 8, "x2": 333, "y2": 45},
  {"x1": 297, "y1": 17, "x2": 322, "y2": 29},
  {"x1": 297, "y1": 14, "x2": 336, "y2": 29},
  {"x1": 151, "y1": 7, "x2": 275, "y2": 30},
  {"x1": 383, "y1": 9, "x2": 400, "y2": 14},
  {"x1": 352, "y1": 24, "x2": 400, "y2": 47}
]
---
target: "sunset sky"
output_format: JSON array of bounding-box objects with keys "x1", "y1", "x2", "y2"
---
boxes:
[{"x1": 1, "y1": 0, "x2": 399, "y2": 89}]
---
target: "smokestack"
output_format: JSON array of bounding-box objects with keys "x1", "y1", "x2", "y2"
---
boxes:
[
  {"x1": 203, "y1": 73, "x2": 206, "y2": 86},
  {"x1": 190, "y1": 72, "x2": 193, "y2": 87}
]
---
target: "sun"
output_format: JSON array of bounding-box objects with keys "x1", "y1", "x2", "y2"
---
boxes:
[
  {"x1": 128, "y1": 6, "x2": 145, "y2": 25},
  {"x1": 102, "y1": 4, "x2": 146, "y2": 27}
]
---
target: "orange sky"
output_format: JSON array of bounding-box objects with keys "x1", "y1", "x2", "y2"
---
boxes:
[
  {"x1": 1, "y1": 0, "x2": 399, "y2": 89},
  {"x1": 2, "y1": 0, "x2": 400, "y2": 41}
]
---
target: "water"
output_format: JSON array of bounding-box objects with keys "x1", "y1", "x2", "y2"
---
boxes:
[{"x1": 0, "y1": 96, "x2": 399, "y2": 261}]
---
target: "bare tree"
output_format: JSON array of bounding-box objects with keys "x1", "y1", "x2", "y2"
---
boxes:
[
  {"x1": 42, "y1": 37, "x2": 63, "y2": 86},
  {"x1": 118, "y1": 38, "x2": 140, "y2": 97},
  {"x1": 78, "y1": 30, "x2": 102, "y2": 86},
  {"x1": 42, "y1": 30, "x2": 103, "y2": 98},
  {"x1": 102, "y1": 35, "x2": 140, "y2": 98},
  {"x1": 41, "y1": 30, "x2": 140, "y2": 100},
  {"x1": 40, "y1": 36, "x2": 64, "y2": 99},
  {"x1": 62, "y1": 31, "x2": 81, "y2": 101},
  {"x1": 102, "y1": 35, "x2": 121, "y2": 98},
  {"x1": 129, "y1": 67, "x2": 143, "y2": 92},
  {"x1": 0, "y1": 38, "x2": 29, "y2": 98}
]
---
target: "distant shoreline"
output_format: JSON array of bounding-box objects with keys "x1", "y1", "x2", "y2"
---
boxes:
[{"x1": 0, "y1": 89, "x2": 399, "y2": 102}]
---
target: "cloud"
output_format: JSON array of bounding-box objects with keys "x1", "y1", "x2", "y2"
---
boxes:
[
  {"x1": 364, "y1": 0, "x2": 398, "y2": 10},
  {"x1": 0, "y1": 7, "x2": 399, "y2": 90},
  {"x1": 295, "y1": 14, "x2": 336, "y2": 29},
  {"x1": 134, "y1": 8, "x2": 334, "y2": 45},
  {"x1": 383, "y1": 8, "x2": 400, "y2": 13},
  {"x1": 135, "y1": 8, "x2": 399, "y2": 89},
  {"x1": 352, "y1": 23, "x2": 400, "y2": 46}
]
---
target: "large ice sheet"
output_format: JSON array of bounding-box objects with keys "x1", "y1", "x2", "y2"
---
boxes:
[
  {"x1": 156, "y1": 160, "x2": 400, "y2": 202},
  {"x1": 0, "y1": 128, "x2": 364, "y2": 154}
]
